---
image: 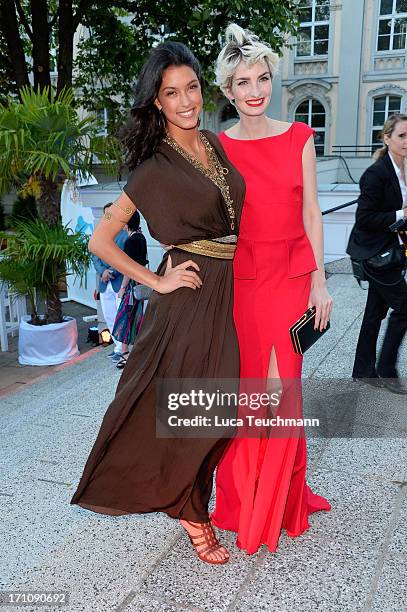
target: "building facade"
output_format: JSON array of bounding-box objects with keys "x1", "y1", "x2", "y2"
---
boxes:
[{"x1": 211, "y1": 0, "x2": 407, "y2": 156}]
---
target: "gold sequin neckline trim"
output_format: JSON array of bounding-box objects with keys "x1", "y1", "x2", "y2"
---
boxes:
[{"x1": 163, "y1": 131, "x2": 236, "y2": 232}]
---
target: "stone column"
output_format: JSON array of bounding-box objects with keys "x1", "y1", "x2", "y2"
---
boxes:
[{"x1": 335, "y1": 0, "x2": 365, "y2": 150}]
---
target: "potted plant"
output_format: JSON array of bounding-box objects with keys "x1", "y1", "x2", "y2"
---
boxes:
[
  {"x1": 0, "y1": 86, "x2": 120, "y2": 363},
  {"x1": 0, "y1": 219, "x2": 91, "y2": 364}
]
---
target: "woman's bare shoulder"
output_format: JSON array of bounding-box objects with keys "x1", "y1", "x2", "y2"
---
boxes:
[{"x1": 269, "y1": 119, "x2": 293, "y2": 131}]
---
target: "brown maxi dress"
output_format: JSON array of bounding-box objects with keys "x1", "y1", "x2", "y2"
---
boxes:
[{"x1": 70, "y1": 130, "x2": 245, "y2": 522}]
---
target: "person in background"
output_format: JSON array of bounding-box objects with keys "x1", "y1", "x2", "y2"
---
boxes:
[
  {"x1": 113, "y1": 211, "x2": 148, "y2": 369},
  {"x1": 347, "y1": 113, "x2": 407, "y2": 395},
  {"x1": 92, "y1": 203, "x2": 128, "y2": 361}
]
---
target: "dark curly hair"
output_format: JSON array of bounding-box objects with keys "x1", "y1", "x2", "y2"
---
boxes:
[{"x1": 120, "y1": 42, "x2": 204, "y2": 170}]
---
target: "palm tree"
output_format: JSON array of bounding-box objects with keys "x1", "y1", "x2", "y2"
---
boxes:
[
  {"x1": 0, "y1": 219, "x2": 91, "y2": 324},
  {"x1": 0, "y1": 86, "x2": 121, "y2": 323},
  {"x1": 0, "y1": 86, "x2": 120, "y2": 224}
]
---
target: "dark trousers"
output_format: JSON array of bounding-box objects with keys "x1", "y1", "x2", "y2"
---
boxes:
[{"x1": 352, "y1": 269, "x2": 407, "y2": 378}]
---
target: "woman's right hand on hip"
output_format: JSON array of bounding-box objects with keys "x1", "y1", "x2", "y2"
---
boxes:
[{"x1": 155, "y1": 254, "x2": 202, "y2": 294}]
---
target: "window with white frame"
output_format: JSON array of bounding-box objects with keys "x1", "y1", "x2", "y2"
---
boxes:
[
  {"x1": 371, "y1": 94, "x2": 402, "y2": 150},
  {"x1": 377, "y1": 0, "x2": 407, "y2": 51},
  {"x1": 294, "y1": 99, "x2": 326, "y2": 156},
  {"x1": 296, "y1": 0, "x2": 330, "y2": 57}
]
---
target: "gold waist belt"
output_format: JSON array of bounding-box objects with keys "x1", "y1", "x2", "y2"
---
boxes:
[{"x1": 175, "y1": 239, "x2": 236, "y2": 260}]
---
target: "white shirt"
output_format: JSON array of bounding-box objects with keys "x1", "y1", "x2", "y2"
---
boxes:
[{"x1": 388, "y1": 152, "x2": 407, "y2": 221}]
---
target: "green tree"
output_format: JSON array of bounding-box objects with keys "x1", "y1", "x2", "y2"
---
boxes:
[
  {"x1": 73, "y1": 7, "x2": 140, "y2": 134},
  {"x1": 0, "y1": 86, "x2": 118, "y2": 225},
  {"x1": 9, "y1": 193, "x2": 38, "y2": 227},
  {"x1": 0, "y1": 199, "x2": 5, "y2": 230},
  {"x1": 75, "y1": 1, "x2": 299, "y2": 125},
  {"x1": 0, "y1": 0, "x2": 99, "y2": 94},
  {"x1": 0, "y1": 30, "x2": 18, "y2": 104},
  {"x1": 0, "y1": 1, "x2": 298, "y2": 119},
  {"x1": 0, "y1": 1, "x2": 140, "y2": 98},
  {"x1": 131, "y1": 0, "x2": 298, "y2": 79},
  {"x1": 0, "y1": 86, "x2": 119, "y2": 322}
]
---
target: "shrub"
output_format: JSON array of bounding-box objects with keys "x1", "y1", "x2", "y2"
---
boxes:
[
  {"x1": 0, "y1": 199, "x2": 5, "y2": 231},
  {"x1": 9, "y1": 194, "x2": 38, "y2": 226}
]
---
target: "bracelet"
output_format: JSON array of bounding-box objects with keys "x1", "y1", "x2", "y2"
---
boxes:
[
  {"x1": 104, "y1": 201, "x2": 133, "y2": 222},
  {"x1": 112, "y1": 201, "x2": 133, "y2": 215}
]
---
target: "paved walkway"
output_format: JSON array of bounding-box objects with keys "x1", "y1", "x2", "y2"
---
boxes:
[
  {"x1": 0, "y1": 300, "x2": 99, "y2": 397},
  {"x1": 0, "y1": 266, "x2": 406, "y2": 612}
]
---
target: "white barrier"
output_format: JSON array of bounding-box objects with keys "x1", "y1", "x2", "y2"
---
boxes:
[{"x1": 0, "y1": 282, "x2": 27, "y2": 352}]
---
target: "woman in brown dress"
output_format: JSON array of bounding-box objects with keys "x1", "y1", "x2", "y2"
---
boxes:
[{"x1": 70, "y1": 42, "x2": 245, "y2": 565}]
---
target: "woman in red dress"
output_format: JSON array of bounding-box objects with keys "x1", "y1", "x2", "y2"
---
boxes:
[{"x1": 211, "y1": 24, "x2": 333, "y2": 554}]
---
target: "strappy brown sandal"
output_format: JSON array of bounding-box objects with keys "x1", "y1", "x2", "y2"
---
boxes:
[{"x1": 183, "y1": 520, "x2": 230, "y2": 565}]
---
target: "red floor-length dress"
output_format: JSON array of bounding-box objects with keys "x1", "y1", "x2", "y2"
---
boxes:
[{"x1": 211, "y1": 122, "x2": 331, "y2": 554}]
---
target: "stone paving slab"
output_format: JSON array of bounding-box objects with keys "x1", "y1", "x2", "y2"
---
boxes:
[
  {"x1": 388, "y1": 490, "x2": 407, "y2": 555},
  {"x1": 344, "y1": 385, "x2": 407, "y2": 433},
  {"x1": 307, "y1": 469, "x2": 401, "y2": 549},
  {"x1": 232, "y1": 538, "x2": 381, "y2": 612},
  {"x1": 370, "y1": 554, "x2": 407, "y2": 612},
  {"x1": 325, "y1": 256, "x2": 353, "y2": 275},
  {"x1": 5, "y1": 515, "x2": 182, "y2": 612},
  {"x1": 135, "y1": 530, "x2": 263, "y2": 612},
  {"x1": 317, "y1": 438, "x2": 407, "y2": 482},
  {"x1": 1, "y1": 273, "x2": 406, "y2": 612},
  {"x1": 0, "y1": 300, "x2": 98, "y2": 396},
  {"x1": 124, "y1": 595, "x2": 195, "y2": 611}
]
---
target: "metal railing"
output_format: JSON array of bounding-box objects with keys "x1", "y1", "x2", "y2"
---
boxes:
[
  {"x1": 321, "y1": 199, "x2": 358, "y2": 216},
  {"x1": 331, "y1": 145, "x2": 376, "y2": 156}
]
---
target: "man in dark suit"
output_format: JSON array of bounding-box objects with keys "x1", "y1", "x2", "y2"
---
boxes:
[{"x1": 347, "y1": 127, "x2": 407, "y2": 394}]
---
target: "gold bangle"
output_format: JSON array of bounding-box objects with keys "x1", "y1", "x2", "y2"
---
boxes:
[{"x1": 103, "y1": 202, "x2": 133, "y2": 222}]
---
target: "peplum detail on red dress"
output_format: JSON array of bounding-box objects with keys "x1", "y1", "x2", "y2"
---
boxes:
[{"x1": 211, "y1": 122, "x2": 331, "y2": 554}]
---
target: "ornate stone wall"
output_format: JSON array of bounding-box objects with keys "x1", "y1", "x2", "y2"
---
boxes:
[{"x1": 294, "y1": 61, "x2": 328, "y2": 76}]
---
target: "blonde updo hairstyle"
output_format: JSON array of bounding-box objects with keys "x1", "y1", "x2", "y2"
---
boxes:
[
  {"x1": 215, "y1": 23, "x2": 280, "y2": 97},
  {"x1": 373, "y1": 113, "x2": 407, "y2": 160}
]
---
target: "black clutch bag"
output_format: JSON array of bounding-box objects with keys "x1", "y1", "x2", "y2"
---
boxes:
[{"x1": 289, "y1": 306, "x2": 330, "y2": 355}]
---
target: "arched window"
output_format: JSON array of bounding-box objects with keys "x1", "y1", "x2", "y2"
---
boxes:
[
  {"x1": 371, "y1": 95, "x2": 402, "y2": 150},
  {"x1": 295, "y1": 99, "x2": 326, "y2": 156}
]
